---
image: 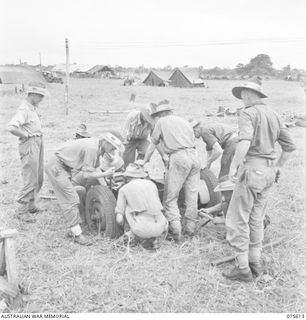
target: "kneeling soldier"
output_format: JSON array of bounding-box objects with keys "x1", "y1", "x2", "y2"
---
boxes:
[
  {"x1": 115, "y1": 163, "x2": 168, "y2": 250},
  {"x1": 45, "y1": 133, "x2": 122, "y2": 245}
]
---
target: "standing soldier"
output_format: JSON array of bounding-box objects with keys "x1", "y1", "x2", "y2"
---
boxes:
[
  {"x1": 122, "y1": 104, "x2": 155, "y2": 167},
  {"x1": 142, "y1": 103, "x2": 200, "y2": 241},
  {"x1": 223, "y1": 78, "x2": 296, "y2": 282},
  {"x1": 45, "y1": 133, "x2": 122, "y2": 245},
  {"x1": 7, "y1": 82, "x2": 49, "y2": 223},
  {"x1": 190, "y1": 120, "x2": 238, "y2": 181}
]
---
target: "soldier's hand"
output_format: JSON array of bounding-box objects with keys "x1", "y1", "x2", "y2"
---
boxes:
[
  {"x1": 135, "y1": 159, "x2": 145, "y2": 167},
  {"x1": 104, "y1": 167, "x2": 115, "y2": 177}
]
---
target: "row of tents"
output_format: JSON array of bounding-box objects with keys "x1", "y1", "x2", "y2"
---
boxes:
[
  {"x1": 0, "y1": 65, "x2": 205, "y2": 96},
  {"x1": 142, "y1": 68, "x2": 205, "y2": 88}
]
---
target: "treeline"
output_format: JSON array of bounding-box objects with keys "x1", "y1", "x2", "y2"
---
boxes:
[{"x1": 113, "y1": 54, "x2": 306, "y2": 81}]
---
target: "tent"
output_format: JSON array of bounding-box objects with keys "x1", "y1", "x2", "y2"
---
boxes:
[
  {"x1": 87, "y1": 65, "x2": 115, "y2": 78},
  {"x1": 0, "y1": 65, "x2": 46, "y2": 85},
  {"x1": 0, "y1": 65, "x2": 47, "y2": 95},
  {"x1": 169, "y1": 68, "x2": 204, "y2": 88},
  {"x1": 142, "y1": 70, "x2": 172, "y2": 86}
]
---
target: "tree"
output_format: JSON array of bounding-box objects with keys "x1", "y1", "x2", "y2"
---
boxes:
[{"x1": 246, "y1": 54, "x2": 275, "y2": 76}]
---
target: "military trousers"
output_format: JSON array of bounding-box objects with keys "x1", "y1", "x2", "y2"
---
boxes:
[
  {"x1": 164, "y1": 148, "x2": 200, "y2": 231},
  {"x1": 17, "y1": 136, "x2": 44, "y2": 204},
  {"x1": 226, "y1": 157, "x2": 276, "y2": 267},
  {"x1": 45, "y1": 155, "x2": 81, "y2": 228}
]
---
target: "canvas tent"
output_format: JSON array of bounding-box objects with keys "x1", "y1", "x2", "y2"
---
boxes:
[
  {"x1": 143, "y1": 70, "x2": 172, "y2": 86},
  {"x1": 0, "y1": 65, "x2": 47, "y2": 95},
  {"x1": 87, "y1": 65, "x2": 114, "y2": 78},
  {"x1": 169, "y1": 68, "x2": 204, "y2": 88}
]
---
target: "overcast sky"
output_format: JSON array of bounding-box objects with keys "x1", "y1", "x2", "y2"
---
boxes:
[{"x1": 1, "y1": 0, "x2": 306, "y2": 69}]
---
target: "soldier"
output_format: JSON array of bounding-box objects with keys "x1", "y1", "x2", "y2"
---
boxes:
[
  {"x1": 223, "y1": 78, "x2": 296, "y2": 282},
  {"x1": 7, "y1": 82, "x2": 50, "y2": 223},
  {"x1": 142, "y1": 103, "x2": 201, "y2": 241},
  {"x1": 190, "y1": 120, "x2": 238, "y2": 181},
  {"x1": 122, "y1": 104, "x2": 155, "y2": 167},
  {"x1": 45, "y1": 133, "x2": 122, "y2": 245},
  {"x1": 75, "y1": 124, "x2": 90, "y2": 139},
  {"x1": 115, "y1": 163, "x2": 168, "y2": 250}
]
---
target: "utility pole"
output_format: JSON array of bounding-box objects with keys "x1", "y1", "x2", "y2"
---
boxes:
[
  {"x1": 65, "y1": 38, "x2": 69, "y2": 116},
  {"x1": 39, "y1": 52, "x2": 42, "y2": 71}
]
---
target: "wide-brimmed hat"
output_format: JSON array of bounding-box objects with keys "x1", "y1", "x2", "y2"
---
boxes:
[
  {"x1": 150, "y1": 103, "x2": 174, "y2": 116},
  {"x1": 232, "y1": 78, "x2": 267, "y2": 99},
  {"x1": 76, "y1": 124, "x2": 90, "y2": 138},
  {"x1": 139, "y1": 104, "x2": 155, "y2": 126},
  {"x1": 189, "y1": 119, "x2": 200, "y2": 128},
  {"x1": 100, "y1": 132, "x2": 123, "y2": 150},
  {"x1": 214, "y1": 179, "x2": 235, "y2": 192},
  {"x1": 26, "y1": 82, "x2": 50, "y2": 97},
  {"x1": 100, "y1": 153, "x2": 124, "y2": 171},
  {"x1": 123, "y1": 163, "x2": 148, "y2": 178}
]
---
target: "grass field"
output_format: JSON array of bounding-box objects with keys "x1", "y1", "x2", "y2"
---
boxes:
[{"x1": 0, "y1": 79, "x2": 305, "y2": 313}]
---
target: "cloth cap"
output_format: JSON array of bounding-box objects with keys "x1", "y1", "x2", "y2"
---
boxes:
[
  {"x1": 232, "y1": 77, "x2": 267, "y2": 99},
  {"x1": 100, "y1": 132, "x2": 123, "y2": 150},
  {"x1": 189, "y1": 119, "x2": 200, "y2": 128},
  {"x1": 76, "y1": 124, "x2": 90, "y2": 138},
  {"x1": 26, "y1": 82, "x2": 50, "y2": 97},
  {"x1": 150, "y1": 103, "x2": 174, "y2": 116},
  {"x1": 123, "y1": 163, "x2": 148, "y2": 178}
]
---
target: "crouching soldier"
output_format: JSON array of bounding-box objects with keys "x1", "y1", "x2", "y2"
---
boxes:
[
  {"x1": 45, "y1": 133, "x2": 122, "y2": 245},
  {"x1": 189, "y1": 119, "x2": 238, "y2": 181},
  {"x1": 115, "y1": 163, "x2": 168, "y2": 250}
]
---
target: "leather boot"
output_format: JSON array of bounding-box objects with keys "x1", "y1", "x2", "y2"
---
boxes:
[
  {"x1": 169, "y1": 220, "x2": 182, "y2": 243},
  {"x1": 73, "y1": 234, "x2": 93, "y2": 246},
  {"x1": 184, "y1": 220, "x2": 197, "y2": 237},
  {"x1": 249, "y1": 262, "x2": 263, "y2": 277},
  {"x1": 16, "y1": 204, "x2": 36, "y2": 223},
  {"x1": 222, "y1": 266, "x2": 253, "y2": 282}
]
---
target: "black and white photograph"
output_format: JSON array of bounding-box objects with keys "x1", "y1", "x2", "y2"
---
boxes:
[{"x1": 0, "y1": 0, "x2": 305, "y2": 317}]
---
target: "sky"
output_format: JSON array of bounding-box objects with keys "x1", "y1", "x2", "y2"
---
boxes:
[{"x1": 1, "y1": 0, "x2": 306, "y2": 69}]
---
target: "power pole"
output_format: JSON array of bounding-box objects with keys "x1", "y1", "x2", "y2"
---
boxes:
[
  {"x1": 39, "y1": 52, "x2": 42, "y2": 71},
  {"x1": 65, "y1": 38, "x2": 69, "y2": 116}
]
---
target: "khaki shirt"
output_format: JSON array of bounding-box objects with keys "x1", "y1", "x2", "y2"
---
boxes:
[
  {"x1": 124, "y1": 110, "x2": 152, "y2": 141},
  {"x1": 238, "y1": 102, "x2": 296, "y2": 159},
  {"x1": 115, "y1": 179, "x2": 163, "y2": 215},
  {"x1": 198, "y1": 122, "x2": 236, "y2": 151},
  {"x1": 7, "y1": 100, "x2": 42, "y2": 137},
  {"x1": 55, "y1": 138, "x2": 100, "y2": 170},
  {"x1": 151, "y1": 115, "x2": 195, "y2": 154}
]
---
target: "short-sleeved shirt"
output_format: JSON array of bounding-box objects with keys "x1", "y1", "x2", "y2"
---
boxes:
[
  {"x1": 151, "y1": 115, "x2": 195, "y2": 154},
  {"x1": 115, "y1": 179, "x2": 163, "y2": 215},
  {"x1": 198, "y1": 123, "x2": 236, "y2": 151},
  {"x1": 238, "y1": 102, "x2": 296, "y2": 159},
  {"x1": 124, "y1": 110, "x2": 152, "y2": 141},
  {"x1": 55, "y1": 138, "x2": 100, "y2": 170},
  {"x1": 7, "y1": 100, "x2": 42, "y2": 137}
]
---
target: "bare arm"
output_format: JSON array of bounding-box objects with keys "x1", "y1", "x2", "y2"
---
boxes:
[
  {"x1": 7, "y1": 125, "x2": 28, "y2": 140},
  {"x1": 143, "y1": 142, "x2": 157, "y2": 164},
  {"x1": 229, "y1": 140, "x2": 251, "y2": 180},
  {"x1": 206, "y1": 142, "x2": 222, "y2": 169}
]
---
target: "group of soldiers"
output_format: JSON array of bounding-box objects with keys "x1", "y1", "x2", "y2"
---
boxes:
[{"x1": 7, "y1": 78, "x2": 296, "y2": 282}]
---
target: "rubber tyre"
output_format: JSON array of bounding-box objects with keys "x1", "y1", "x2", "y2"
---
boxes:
[
  {"x1": 199, "y1": 169, "x2": 222, "y2": 208},
  {"x1": 85, "y1": 185, "x2": 122, "y2": 238}
]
